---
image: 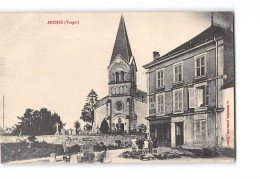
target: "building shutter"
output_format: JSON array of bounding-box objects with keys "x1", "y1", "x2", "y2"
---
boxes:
[
  {"x1": 157, "y1": 95, "x2": 160, "y2": 113},
  {"x1": 189, "y1": 88, "x2": 196, "y2": 108},
  {"x1": 161, "y1": 95, "x2": 164, "y2": 112},
  {"x1": 205, "y1": 85, "x2": 210, "y2": 106}
]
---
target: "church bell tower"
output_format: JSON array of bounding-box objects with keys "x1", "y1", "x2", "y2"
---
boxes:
[{"x1": 107, "y1": 15, "x2": 138, "y2": 133}]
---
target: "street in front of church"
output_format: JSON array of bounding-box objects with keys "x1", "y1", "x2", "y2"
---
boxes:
[{"x1": 4, "y1": 147, "x2": 234, "y2": 164}]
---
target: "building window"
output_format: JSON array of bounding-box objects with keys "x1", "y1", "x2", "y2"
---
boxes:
[
  {"x1": 173, "y1": 62, "x2": 183, "y2": 83},
  {"x1": 196, "y1": 85, "x2": 209, "y2": 108},
  {"x1": 173, "y1": 89, "x2": 183, "y2": 112},
  {"x1": 194, "y1": 119, "x2": 207, "y2": 142},
  {"x1": 156, "y1": 69, "x2": 164, "y2": 88},
  {"x1": 188, "y1": 83, "x2": 209, "y2": 108},
  {"x1": 156, "y1": 93, "x2": 165, "y2": 115},
  {"x1": 195, "y1": 53, "x2": 206, "y2": 77}
]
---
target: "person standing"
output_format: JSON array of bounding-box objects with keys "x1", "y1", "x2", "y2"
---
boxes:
[
  {"x1": 144, "y1": 139, "x2": 149, "y2": 154},
  {"x1": 153, "y1": 137, "x2": 158, "y2": 154},
  {"x1": 148, "y1": 138, "x2": 153, "y2": 154},
  {"x1": 137, "y1": 138, "x2": 144, "y2": 152},
  {"x1": 131, "y1": 136, "x2": 137, "y2": 152}
]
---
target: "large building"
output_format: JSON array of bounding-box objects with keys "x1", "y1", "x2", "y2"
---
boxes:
[
  {"x1": 143, "y1": 21, "x2": 234, "y2": 148},
  {"x1": 92, "y1": 16, "x2": 147, "y2": 134}
]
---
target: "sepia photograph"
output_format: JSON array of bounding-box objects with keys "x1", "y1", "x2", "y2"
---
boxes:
[{"x1": 0, "y1": 12, "x2": 235, "y2": 164}]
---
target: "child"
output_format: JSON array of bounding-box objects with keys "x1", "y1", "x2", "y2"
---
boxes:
[
  {"x1": 143, "y1": 139, "x2": 149, "y2": 154},
  {"x1": 131, "y1": 137, "x2": 137, "y2": 152}
]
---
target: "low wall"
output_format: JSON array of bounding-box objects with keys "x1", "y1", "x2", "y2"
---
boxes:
[{"x1": 0, "y1": 134, "x2": 145, "y2": 146}]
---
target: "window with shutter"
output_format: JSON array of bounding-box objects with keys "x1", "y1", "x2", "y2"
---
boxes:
[
  {"x1": 173, "y1": 62, "x2": 183, "y2": 83},
  {"x1": 161, "y1": 95, "x2": 164, "y2": 112},
  {"x1": 197, "y1": 86, "x2": 205, "y2": 107},
  {"x1": 194, "y1": 53, "x2": 207, "y2": 77},
  {"x1": 193, "y1": 83, "x2": 209, "y2": 109},
  {"x1": 173, "y1": 89, "x2": 183, "y2": 112},
  {"x1": 149, "y1": 96, "x2": 156, "y2": 115},
  {"x1": 188, "y1": 88, "x2": 196, "y2": 108},
  {"x1": 156, "y1": 93, "x2": 165, "y2": 115},
  {"x1": 194, "y1": 119, "x2": 207, "y2": 143},
  {"x1": 156, "y1": 69, "x2": 164, "y2": 88}
]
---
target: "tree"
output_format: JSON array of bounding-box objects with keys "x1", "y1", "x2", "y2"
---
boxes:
[
  {"x1": 138, "y1": 124, "x2": 147, "y2": 133},
  {"x1": 80, "y1": 89, "x2": 98, "y2": 127},
  {"x1": 74, "y1": 121, "x2": 81, "y2": 135},
  {"x1": 84, "y1": 124, "x2": 92, "y2": 132},
  {"x1": 100, "y1": 119, "x2": 109, "y2": 134},
  {"x1": 13, "y1": 108, "x2": 63, "y2": 135}
]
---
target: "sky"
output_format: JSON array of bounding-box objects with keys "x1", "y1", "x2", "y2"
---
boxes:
[{"x1": 0, "y1": 12, "x2": 233, "y2": 129}]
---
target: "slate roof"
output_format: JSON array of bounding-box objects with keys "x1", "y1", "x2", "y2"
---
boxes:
[
  {"x1": 143, "y1": 24, "x2": 233, "y2": 69},
  {"x1": 110, "y1": 15, "x2": 133, "y2": 64}
]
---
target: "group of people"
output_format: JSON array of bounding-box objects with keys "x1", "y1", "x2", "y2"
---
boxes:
[{"x1": 131, "y1": 137, "x2": 158, "y2": 154}]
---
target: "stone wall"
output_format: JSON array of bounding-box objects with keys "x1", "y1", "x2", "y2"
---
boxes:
[{"x1": 0, "y1": 134, "x2": 145, "y2": 147}]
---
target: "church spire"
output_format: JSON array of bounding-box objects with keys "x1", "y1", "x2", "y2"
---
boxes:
[{"x1": 110, "y1": 15, "x2": 133, "y2": 63}]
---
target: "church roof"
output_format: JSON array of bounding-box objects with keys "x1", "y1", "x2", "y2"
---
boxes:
[
  {"x1": 110, "y1": 15, "x2": 133, "y2": 64},
  {"x1": 143, "y1": 24, "x2": 233, "y2": 69},
  {"x1": 95, "y1": 96, "x2": 109, "y2": 108}
]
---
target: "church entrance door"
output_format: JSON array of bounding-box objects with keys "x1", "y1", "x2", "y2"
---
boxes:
[
  {"x1": 116, "y1": 123, "x2": 124, "y2": 134},
  {"x1": 114, "y1": 116, "x2": 126, "y2": 134}
]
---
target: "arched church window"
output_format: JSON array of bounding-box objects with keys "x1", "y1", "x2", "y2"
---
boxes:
[
  {"x1": 116, "y1": 87, "x2": 119, "y2": 94},
  {"x1": 121, "y1": 71, "x2": 125, "y2": 82},
  {"x1": 112, "y1": 87, "x2": 116, "y2": 94},
  {"x1": 120, "y1": 86, "x2": 124, "y2": 94},
  {"x1": 115, "y1": 72, "x2": 119, "y2": 83},
  {"x1": 124, "y1": 86, "x2": 128, "y2": 94}
]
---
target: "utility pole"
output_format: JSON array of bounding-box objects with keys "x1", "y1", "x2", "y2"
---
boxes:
[
  {"x1": 3, "y1": 95, "x2": 4, "y2": 131},
  {"x1": 211, "y1": 12, "x2": 214, "y2": 25}
]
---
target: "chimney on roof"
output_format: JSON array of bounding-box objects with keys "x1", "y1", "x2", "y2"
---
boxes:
[{"x1": 153, "y1": 51, "x2": 160, "y2": 60}]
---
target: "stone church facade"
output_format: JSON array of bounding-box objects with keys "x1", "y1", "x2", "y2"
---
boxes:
[{"x1": 92, "y1": 16, "x2": 147, "y2": 134}]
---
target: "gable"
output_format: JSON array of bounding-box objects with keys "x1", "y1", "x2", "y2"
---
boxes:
[{"x1": 108, "y1": 55, "x2": 130, "y2": 72}]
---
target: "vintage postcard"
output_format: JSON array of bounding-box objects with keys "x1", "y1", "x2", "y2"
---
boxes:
[{"x1": 0, "y1": 12, "x2": 235, "y2": 164}]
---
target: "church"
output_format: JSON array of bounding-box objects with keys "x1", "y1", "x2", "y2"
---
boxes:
[{"x1": 92, "y1": 16, "x2": 147, "y2": 134}]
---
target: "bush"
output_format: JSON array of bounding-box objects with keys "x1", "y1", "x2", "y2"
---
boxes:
[
  {"x1": 115, "y1": 140, "x2": 122, "y2": 147},
  {"x1": 27, "y1": 136, "x2": 37, "y2": 142},
  {"x1": 138, "y1": 124, "x2": 147, "y2": 133},
  {"x1": 67, "y1": 145, "x2": 81, "y2": 154},
  {"x1": 93, "y1": 143, "x2": 107, "y2": 152}
]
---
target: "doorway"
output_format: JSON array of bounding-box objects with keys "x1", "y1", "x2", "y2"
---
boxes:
[
  {"x1": 150, "y1": 123, "x2": 171, "y2": 147},
  {"x1": 116, "y1": 123, "x2": 124, "y2": 134},
  {"x1": 175, "y1": 122, "x2": 184, "y2": 147}
]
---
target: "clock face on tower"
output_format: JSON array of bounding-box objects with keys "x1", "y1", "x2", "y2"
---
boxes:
[{"x1": 115, "y1": 101, "x2": 124, "y2": 111}]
